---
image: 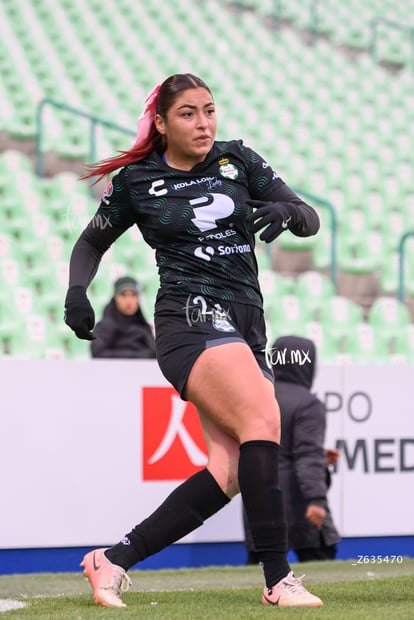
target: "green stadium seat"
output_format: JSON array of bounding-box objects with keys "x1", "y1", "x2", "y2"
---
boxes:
[
  {"x1": 261, "y1": 272, "x2": 295, "y2": 323},
  {"x1": 0, "y1": 233, "x2": 14, "y2": 259},
  {"x1": 303, "y1": 321, "x2": 339, "y2": 363},
  {"x1": 0, "y1": 258, "x2": 21, "y2": 287},
  {"x1": 380, "y1": 252, "x2": 400, "y2": 295},
  {"x1": 394, "y1": 323, "x2": 414, "y2": 362},
  {"x1": 342, "y1": 322, "x2": 389, "y2": 363},
  {"x1": 1, "y1": 314, "x2": 47, "y2": 358},
  {"x1": 294, "y1": 270, "x2": 336, "y2": 320},
  {"x1": 267, "y1": 294, "x2": 310, "y2": 342},
  {"x1": 49, "y1": 322, "x2": 90, "y2": 360},
  {"x1": 368, "y1": 296, "x2": 412, "y2": 350},
  {"x1": 319, "y1": 296, "x2": 364, "y2": 347}
]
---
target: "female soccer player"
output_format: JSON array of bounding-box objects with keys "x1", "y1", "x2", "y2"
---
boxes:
[{"x1": 64, "y1": 73, "x2": 323, "y2": 609}]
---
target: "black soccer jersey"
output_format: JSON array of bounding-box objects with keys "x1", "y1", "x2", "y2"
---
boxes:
[{"x1": 70, "y1": 140, "x2": 319, "y2": 309}]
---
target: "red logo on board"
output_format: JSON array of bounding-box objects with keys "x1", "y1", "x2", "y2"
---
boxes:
[{"x1": 142, "y1": 387, "x2": 207, "y2": 480}]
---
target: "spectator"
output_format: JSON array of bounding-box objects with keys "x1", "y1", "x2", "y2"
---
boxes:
[
  {"x1": 91, "y1": 276, "x2": 156, "y2": 359},
  {"x1": 244, "y1": 335, "x2": 340, "y2": 563}
]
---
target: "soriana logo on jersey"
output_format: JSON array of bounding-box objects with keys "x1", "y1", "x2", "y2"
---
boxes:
[{"x1": 142, "y1": 387, "x2": 208, "y2": 480}]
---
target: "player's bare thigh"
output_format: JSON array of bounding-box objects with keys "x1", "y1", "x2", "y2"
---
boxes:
[{"x1": 184, "y1": 341, "x2": 280, "y2": 444}]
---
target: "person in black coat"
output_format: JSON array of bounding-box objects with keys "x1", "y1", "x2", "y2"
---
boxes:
[
  {"x1": 91, "y1": 276, "x2": 156, "y2": 359},
  {"x1": 244, "y1": 335, "x2": 340, "y2": 563}
]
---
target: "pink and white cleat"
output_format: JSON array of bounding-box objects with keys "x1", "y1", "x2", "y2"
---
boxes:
[
  {"x1": 262, "y1": 571, "x2": 323, "y2": 607},
  {"x1": 80, "y1": 548, "x2": 132, "y2": 608}
]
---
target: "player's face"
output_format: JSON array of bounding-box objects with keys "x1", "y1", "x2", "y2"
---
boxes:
[
  {"x1": 115, "y1": 290, "x2": 140, "y2": 316},
  {"x1": 155, "y1": 87, "x2": 216, "y2": 170}
]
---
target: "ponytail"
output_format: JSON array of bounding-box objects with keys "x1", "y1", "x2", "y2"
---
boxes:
[{"x1": 81, "y1": 84, "x2": 161, "y2": 183}]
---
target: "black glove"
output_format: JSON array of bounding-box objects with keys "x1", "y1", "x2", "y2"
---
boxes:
[
  {"x1": 246, "y1": 200, "x2": 297, "y2": 243},
  {"x1": 64, "y1": 286, "x2": 96, "y2": 340}
]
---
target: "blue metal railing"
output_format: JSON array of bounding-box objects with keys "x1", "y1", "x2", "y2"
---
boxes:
[
  {"x1": 35, "y1": 98, "x2": 135, "y2": 177},
  {"x1": 292, "y1": 188, "x2": 337, "y2": 290}
]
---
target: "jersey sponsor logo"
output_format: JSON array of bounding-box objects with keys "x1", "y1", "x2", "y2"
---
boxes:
[
  {"x1": 218, "y1": 243, "x2": 251, "y2": 255},
  {"x1": 200, "y1": 229, "x2": 236, "y2": 241},
  {"x1": 219, "y1": 163, "x2": 238, "y2": 179},
  {"x1": 173, "y1": 177, "x2": 215, "y2": 190},
  {"x1": 190, "y1": 193, "x2": 235, "y2": 232},
  {"x1": 149, "y1": 179, "x2": 168, "y2": 196},
  {"x1": 142, "y1": 387, "x2": 207, "y2": 480},
  {"x1": 194, "y1": 241, "x2": 251, "y2": 262},
  {"x1": 194, "y1": 246, "x2": 215, "y2": 261}
]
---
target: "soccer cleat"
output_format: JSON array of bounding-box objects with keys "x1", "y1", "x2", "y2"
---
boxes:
[
  {"x1": 262, "y1": 571, "x2": 323, "y2": 607},
  {"x1": 80, "y1": 548, "x2": 132, "y2": 608}
]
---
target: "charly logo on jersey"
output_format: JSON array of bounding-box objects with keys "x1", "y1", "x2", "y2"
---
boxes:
[
  {"x1": 149, "y1": 179, "x2": 168, "y2": 196},
  {"x1": 218, "y1": 157, "x2": 238, "y2": 180}
]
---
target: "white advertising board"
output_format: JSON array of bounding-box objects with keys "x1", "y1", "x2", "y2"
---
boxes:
[{"x1": 1, "y1": 360, "x2": 412, "y2": 549}]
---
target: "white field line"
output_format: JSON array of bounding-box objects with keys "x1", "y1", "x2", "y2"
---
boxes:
[{"x1": 0, "y1": 599, "x2": 27, "y2": 613}]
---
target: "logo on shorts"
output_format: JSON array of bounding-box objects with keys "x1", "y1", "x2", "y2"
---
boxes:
[
  {"x1": 183, "y1": 295, "x2": 235, "y2": 332},
  {"x1": 212, "y1": 306, "x2": 236, "y2": 332}
]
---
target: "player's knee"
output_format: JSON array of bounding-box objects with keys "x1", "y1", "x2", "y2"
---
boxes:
[{"x1": 239, "y1": 411, "x2": 281, "y2": 443}]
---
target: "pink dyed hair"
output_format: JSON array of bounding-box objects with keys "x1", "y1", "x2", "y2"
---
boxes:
[{"x1": 81, "y1": 73, "x2": 212, "y2": 183}]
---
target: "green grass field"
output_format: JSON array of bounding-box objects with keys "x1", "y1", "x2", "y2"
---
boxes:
[{"x1": 1, "y1": 559, "x2": 413, "y2": 619}]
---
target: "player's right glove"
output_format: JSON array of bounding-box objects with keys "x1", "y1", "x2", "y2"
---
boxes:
[{"x1": 64, "y1": 286, "x2": 96, "y2": 340}]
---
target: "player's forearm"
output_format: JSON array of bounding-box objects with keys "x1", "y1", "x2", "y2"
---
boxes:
[{"x1": 68, "y1": 219, "x2": 127, "y2": 288}]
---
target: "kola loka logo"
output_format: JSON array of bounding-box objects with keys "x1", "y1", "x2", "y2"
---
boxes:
[{"x1": 142, "y1": 387, "x2": 207, "y2": 480}]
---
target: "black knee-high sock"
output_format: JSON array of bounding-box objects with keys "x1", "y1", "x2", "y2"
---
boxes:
[
  {"x1": 105, "y1": 468, "x2": 230, "y2": 570},
  {"x1": 239, "y1": 440, "x2": 290, "y2": 588}
]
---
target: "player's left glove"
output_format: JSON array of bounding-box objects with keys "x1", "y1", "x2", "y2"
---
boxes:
[{"x1": 246, "y1": 200, "x2": 298, "y2": 243}]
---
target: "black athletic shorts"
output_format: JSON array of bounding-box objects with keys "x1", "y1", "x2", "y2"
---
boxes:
[{"x1": 154, "y1": 292, "x2": 274, "y2": 398}]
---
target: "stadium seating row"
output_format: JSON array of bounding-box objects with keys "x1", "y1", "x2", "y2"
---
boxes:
[
  {"x1": 232, "y1": 0, "x2": 414, "y2": 68},
  {"x1": 0, "y1": 1, "x2": 413, "y2": 362}
]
